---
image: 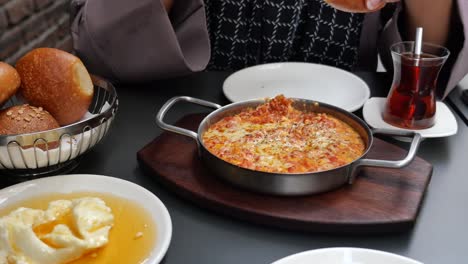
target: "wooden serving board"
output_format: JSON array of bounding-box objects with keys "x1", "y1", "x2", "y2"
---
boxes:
[{"x1": 137, "y1": 114, "x2": 433, "y2": 234}]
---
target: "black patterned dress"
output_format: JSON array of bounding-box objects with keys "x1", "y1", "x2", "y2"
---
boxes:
[{"x1": 204, "y1": 0, "x2": 364, "y2": 71}]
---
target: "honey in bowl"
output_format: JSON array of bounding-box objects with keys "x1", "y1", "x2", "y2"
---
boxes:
[{"x1": 0, "y1": 192, "x2": 156, "y2": 264}]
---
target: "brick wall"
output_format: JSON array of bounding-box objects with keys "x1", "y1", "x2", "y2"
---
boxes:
[{"x1": 0, "y1": 0, "x2": 72, "y2": 65}]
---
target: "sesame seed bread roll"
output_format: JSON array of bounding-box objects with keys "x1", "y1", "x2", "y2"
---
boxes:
[
  {"x1": 0, "y1": 62, "x2": 21, "y2": 106},
  {"x1": 0, "y1": 104, "x2": 59, "y2": 135},
  {"x1": 16, "y1": 48, "x2": 94, "y2": 126}
]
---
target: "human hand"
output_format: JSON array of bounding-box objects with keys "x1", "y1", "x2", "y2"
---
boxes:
[
  {"x1": 162, "y1": 0, "x2": 173, "y2": 13},
  {"x1": 325, "y1": 0, "x2": 399, "y2": 13},
  {"x1": 366, "y1": 0, "x2": 400, "y2": 11}
]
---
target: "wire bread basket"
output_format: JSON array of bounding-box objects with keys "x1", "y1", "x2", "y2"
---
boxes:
[{"x1": 0, "y1": 75, "x2": 118, "y2": 179}]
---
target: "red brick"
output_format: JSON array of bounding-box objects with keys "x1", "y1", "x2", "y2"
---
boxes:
[
  {"x1": 21, "y1": 0, "x2": 70, "y2": 42},
  {"x1": 36, "y1": 30, "x2": 58, "y2": 48},
  {"x1": 21, "y1": 12, "x2": 48, "y2": 42},
  {"x1": 55, "y1": 35, "x2": 73, "y2": 52},
  {"x1": 34, "y1": 0, "x2": 53, "y2": 10},
  {"x1": 6, "y1": 21, "x2": 58, "y2": 63},
  {"x1": 56, "y1": 14, "x2": 70, "y2": 38},
  {"x1": 5, "y1": 46, "x2": 27, "y2": 64},
  {"x1": 34, "y1": 19, "x2": 68, "y2": 49},
  {"x1": 5, "y1": 0, "x2": 34, "y2": 25},
  {"x1": 2, "y1": 0, "x2": 71, "y2": 62},
  {"x1": 33, "y1": 14, "x2": 69, "y2": 48},
  {"x1": 0, "y1": 26, "x2": 23, "y2": 60},
  {"x1": 0, "y1": 8, "x2": 7, "y2": 33},
  {"x1": 44, "y1": 0, "x2": 68, "y2": 26}
]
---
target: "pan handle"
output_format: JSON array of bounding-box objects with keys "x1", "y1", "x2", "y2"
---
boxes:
[
  {"x1": 156, "y1": 96, "x2": 222, "y2": 142},
  {"x1": 348, "y1": 128, "x2": 423, "y2": 184}
]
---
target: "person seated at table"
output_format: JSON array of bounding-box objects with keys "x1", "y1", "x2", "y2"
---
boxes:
[{"x1": 70, "y1": 0, "x2": 465, "y2": 98}]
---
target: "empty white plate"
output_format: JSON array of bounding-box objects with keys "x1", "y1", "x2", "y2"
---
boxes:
[
  {"x1": 363, "y1": 97, "x2": 458, "y2": 138},
  {"x1": 272, "y1": 247, "x2": 423, "y2": 264},
  {"x1": 223, "y1": 62, "x2": 370, "y2": 112}
]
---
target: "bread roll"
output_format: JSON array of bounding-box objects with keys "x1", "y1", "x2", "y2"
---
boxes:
[
  {"x1": 0, "y1": 104, "x2": 59, "y2": 135},
  {"x1": 0, "y1": 62, "x2": 21, "y2": 106},
  {"x1": 16, "y1": 48, "x2": 94, "y2": 126}
]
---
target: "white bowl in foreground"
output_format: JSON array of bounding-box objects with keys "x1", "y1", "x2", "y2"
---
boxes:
[
  {"x1": 0, "y1": 174, "x2": 172, "y2": 264},
  {"x1": 272, "y1": 247, "x2": 423, "y2": 264}
]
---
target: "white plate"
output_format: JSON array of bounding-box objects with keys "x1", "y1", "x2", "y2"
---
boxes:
[
  {"x1": 223, "y1": 62, "x2": 370, "y2": 112},
  {"x1": 0, "y1": 174, "x2": 172, "y2": 264},
  {"x1": 272, "y1": 247, "x2": 423, "y2": 264},
  {"x1": 363, "y1": 97, "x2": 458, "y2": 138}
]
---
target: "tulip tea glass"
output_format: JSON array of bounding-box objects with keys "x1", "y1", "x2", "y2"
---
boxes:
[{"x1": 383, "y1": 42, "x2": 449, "y2": 129}]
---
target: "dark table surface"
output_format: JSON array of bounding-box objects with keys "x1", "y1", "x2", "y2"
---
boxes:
[
  {"x1": 19, "y1": 72, "x2": 468, "y2": 263},
  {"x1": 448, "y1": 85, "x2": 468, "y2": 126}
]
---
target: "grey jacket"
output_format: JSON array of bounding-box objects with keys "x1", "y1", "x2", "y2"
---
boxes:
[{"x1": 71, "y1": 0, "x2": 468, "y2": 98}]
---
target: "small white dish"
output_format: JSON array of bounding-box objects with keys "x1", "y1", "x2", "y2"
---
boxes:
[
  {"x1": 271, "y1": 247, "x2": 423, "y2": 264},
  {"x1": 363, "y1": 97, "x2": 458, "y2": 138},
  {"x1": 0, "y1": 174, "x2": 172, "y2": 264},
  {"x1": 223, "y1": 62, "x2": 370, "y2": 112}
]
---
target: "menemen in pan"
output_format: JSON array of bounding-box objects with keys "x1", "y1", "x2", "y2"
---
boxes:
[{"x1": 202, "y1": 95, "x2": 365, "y2": 173}]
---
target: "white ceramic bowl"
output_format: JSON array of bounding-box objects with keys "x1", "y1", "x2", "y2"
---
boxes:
[
  {"x1": 223, "y1": 62, "x2": 370, "y2": 112},
  {"x1": 0, "y1": 174, "x2": 172, "y2": 264},
  {"x1": 272, "y1": 248, "x2": 423, "y2": 264}
]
